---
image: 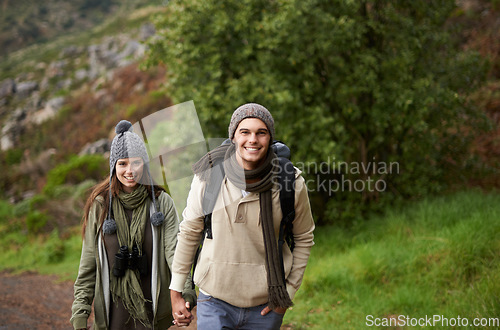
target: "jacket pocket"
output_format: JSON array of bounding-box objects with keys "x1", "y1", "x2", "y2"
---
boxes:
[{"x1": 196, "y1": 260, "x2": 268, "y2": 307}]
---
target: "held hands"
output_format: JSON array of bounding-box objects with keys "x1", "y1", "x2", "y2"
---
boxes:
[
  {"x1": 261, "y1": 305, "x2": 288, "y2": 316},
  {"x1": 170, "y1": 290, "x2": 194, "y2": 327}
]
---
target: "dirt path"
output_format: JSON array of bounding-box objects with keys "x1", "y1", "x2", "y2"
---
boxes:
[
  {"x1": 0, "y1": 271, "x2": 196, "y2": 329},
  {"x1": 0, "y1": 271, "x2": 74, "y2": 329}
]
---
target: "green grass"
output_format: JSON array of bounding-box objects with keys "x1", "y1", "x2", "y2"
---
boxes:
[
  {"x1": 284, "y1": 190, "x2": 500, "y2": 329},
  {"x1": 0, "y1": 227, "x2": 83, "y2": 281},
  {"x1": 0, "y1": 190, "x2": 498, "y2": 327}
]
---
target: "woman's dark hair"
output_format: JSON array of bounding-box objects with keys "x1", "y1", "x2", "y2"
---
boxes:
[{"x1": 81, "y1": 168, "x2": 165, "y2": 238}]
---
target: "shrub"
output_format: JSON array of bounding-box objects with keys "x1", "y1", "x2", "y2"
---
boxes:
[
  {"x1": 0, "y1": 200, "x2": 13, "y2": 223},
  {"x1": 26, "y1": 210, "x2": 49, "y2": 234},
  {"x1": 43, "y1": 154, "x2": 107, "y2": 197},
  {"x1": 146, "y1": 0, "x2": 489, "y2": 224}
]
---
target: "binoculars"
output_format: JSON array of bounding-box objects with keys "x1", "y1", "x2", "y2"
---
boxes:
[{"x1": 113, "y1": 245, "x2": 147, "y2": 277}]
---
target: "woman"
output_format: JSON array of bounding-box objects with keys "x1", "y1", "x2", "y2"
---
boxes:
[{"x1": 71, "y1": 120, "x2": 195, "y2": 330}]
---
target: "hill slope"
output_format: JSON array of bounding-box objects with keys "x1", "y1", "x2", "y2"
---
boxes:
[{"x1": 0, "y1": 0, "x2": 157, "y2": 57}]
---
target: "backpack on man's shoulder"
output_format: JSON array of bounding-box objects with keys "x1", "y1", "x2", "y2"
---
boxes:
[{"x1": 191, "y1": 140, "x2": 296, "y2": 288}]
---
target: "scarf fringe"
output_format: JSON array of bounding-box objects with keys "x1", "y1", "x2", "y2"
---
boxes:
[
  {"x1": 267, "y1": 285, "x2": 294, "y2": 310},
  {"x1": 111, "y1": 286, "x2": 152, "y2": 328}
]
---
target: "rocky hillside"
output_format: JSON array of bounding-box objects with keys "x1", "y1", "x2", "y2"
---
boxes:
[
  {"x1": 0, "y1": 0, "x2": 157, "y2": 57},
  {"x1": 0, "y1": 5, "x2": 171, "y2": 201}
]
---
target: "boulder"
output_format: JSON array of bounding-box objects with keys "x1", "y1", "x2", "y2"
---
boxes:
[
  {"x1": 15, "y1": 81, "x2": 38, "y2": 100},
  {"x1": 75, "y1": 69, "x2": 88, "y2": 81},
  {"x1": 60, "y1": 45, "x2": 84, "y2": 58},
  {"x1": 31, "y1": 97, "x2": 65, "y2": 125},
  {"x1": 47, "y1": 60, "x2": 67, "y2": 78},
  {"x1": 79, "y1": 138, "x2": 110, "y2": 156},
  {"x1": 140, "y1": 23, "x2": 156, "y2": 41},
  {"x1": 1, "y1": 108, "x2": 26, "y2": 150},
  {"x1": 0, "y1": 78, "x2": 16, "y2": 99}
]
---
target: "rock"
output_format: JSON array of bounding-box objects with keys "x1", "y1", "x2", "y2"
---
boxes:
[
  {"x1": 25, "y1": 92, "x2": 43, "y2": 114},
  {"x1": 120, "y1": 40, "x2": 142, "y2": 59},
  {"x1": 55, "y1": 78, "x2": 72, "y2": 90},
  {"x1": 0, "y1": 79, "x2": 16, "y2": 99},
  {"x1": 39, "y1": 77, "x2": 50, "y2": 92},
  {"x1": 75, "y1": 69, "x2": 88, "y2": 81},
  {"x1": 31, "y1": 97, "x2": 65, "y2": 125},
  {"x1": 140, "y1": 23, "x2": 156, "y2": 41},
  {"x1": 1, "y1": 132, "x2": 14, "y2": 150},
  {"x1": 1, "y1": 108, "x2": 26, "y2": 151},
  {"x1": 15, "y1": 81, "x2": 38, "y2": 100},
  {"x1": 35, "y1": 62, "x2": 47, "y2": 71},
  {"x1": 88, "y1": 44, "x2": 120, "y2": 78},
  {"x1": 60, "y1": 45, "x2": 84, "y2": 58},
  {"x1": 18, "y1": 148, "x2": 57, "y2": 176},
  {"x1": 79, "y1": 138, "x2": 110, "y2": 156},
  {"x1": 47, "y1": 60, "x2": 67, "y2": 78},
  {"x1": 117, "y1": 40, "x2": 145, "y2": 67}
]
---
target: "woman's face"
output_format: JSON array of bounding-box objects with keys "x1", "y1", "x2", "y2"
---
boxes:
[
  {"x1": 115, "y1": 157, "x2": 144, "y2": 193},
  {"x1": 232, "y1": 118, "x2": 271, "y2": 170}
]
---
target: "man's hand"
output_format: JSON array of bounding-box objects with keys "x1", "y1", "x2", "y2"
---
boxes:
[
  {"x1": 260, "y1": 305, "x2": 287, "y2": 316},
  {"x1": 171, "y1": 290, "x2": 194, "y2": 327}
]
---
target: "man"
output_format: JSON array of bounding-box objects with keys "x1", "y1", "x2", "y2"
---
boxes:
[{"x1": 170, "y1": 103, "x2": 315, "y2": 329}]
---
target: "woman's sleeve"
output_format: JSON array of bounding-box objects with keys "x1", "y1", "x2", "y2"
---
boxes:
[
  {"x1": 160, "y1": 191, "x2": 180, "y2": 271},
  {"x1": 70, "y1": 200, "x2": 102, "y2": 329},
  {"x1": 159, "y1": 191, "x2": 197, "y2": 304}
]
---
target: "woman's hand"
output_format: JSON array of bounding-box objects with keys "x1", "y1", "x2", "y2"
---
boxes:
[
  {"x1": 170, "y1": 290, "x2": 194, "y2": 327},
  {"x1": 260, "y1": 305, "x2": 287, "y2": 316}
]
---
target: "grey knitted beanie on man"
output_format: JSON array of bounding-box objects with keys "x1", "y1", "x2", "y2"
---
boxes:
[
  {"x1": 103, "y1": 120, "x2": 163, "y2": 234},
  {"x1": 228, "y1": 103, "x2": 275, "y2": 141}
]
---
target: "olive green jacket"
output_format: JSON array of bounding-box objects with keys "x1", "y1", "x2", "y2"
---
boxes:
[{"x1": 70, "y1": 191, "x2": 196, "y2": 330}]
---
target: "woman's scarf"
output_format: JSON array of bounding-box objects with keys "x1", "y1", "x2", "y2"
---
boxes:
[
  {"x1": 193, "y1": 143, "x2": 294, "y2": 309},
  {"x1": 108, "y1": 184, "x2": 151, "y2": 327}
]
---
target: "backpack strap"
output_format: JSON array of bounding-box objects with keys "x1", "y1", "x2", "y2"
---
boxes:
[
  {"x1": 277, "y1": 157, "x2": 296, "y2": 284},
  {"x1": 201, "y1": 161, "x2": 226, "y2": 239}
]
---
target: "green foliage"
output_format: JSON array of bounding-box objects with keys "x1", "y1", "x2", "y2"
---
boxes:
[
  {"x1": 284, "y1": 190, "x2": 500, "y2": 328},
  {"x1": 0, "y1": 228, "x2": 83, "y2": 279},
  {"x1": 4, "y1": 148, "x2": 23, "y2": 165},
  {"x1": 43, "y1": 154, "x2": 107, "y2": 197},
  {"x1": 13, "y1": 198, "x2": 33, "y2": 217},
  {"x1": 0, "y1": 200, "x2": 13, "y2": 222},
  {"x1": 146, "y1": 0, "x2": 489, "y2": 223},
  {"x1": 40, "y1": 230, "x2": 66, "y2": 264},
  {"x1": 26, "y1": 210, "x2": 48, "y2": 234}
]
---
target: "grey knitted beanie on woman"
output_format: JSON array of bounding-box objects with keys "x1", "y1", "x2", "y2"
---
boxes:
[
  {"x1": 228, "y1": 103, "x2": 275, "y2": 141},
  {"x1": 109, "y1": 120, "x2": 149, "y2": 175},
  {"x1": 103, "y1": 120, "x2": 163, "y2": 234}
]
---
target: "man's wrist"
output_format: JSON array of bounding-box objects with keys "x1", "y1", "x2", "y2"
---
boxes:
[{"x1": 169, "y1": 272, "x2": 188, "y2": 292}]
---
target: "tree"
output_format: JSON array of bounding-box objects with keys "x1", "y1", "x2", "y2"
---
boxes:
[{"x1": 146, "y1": 0, "x2": 487, "y2": 224}]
